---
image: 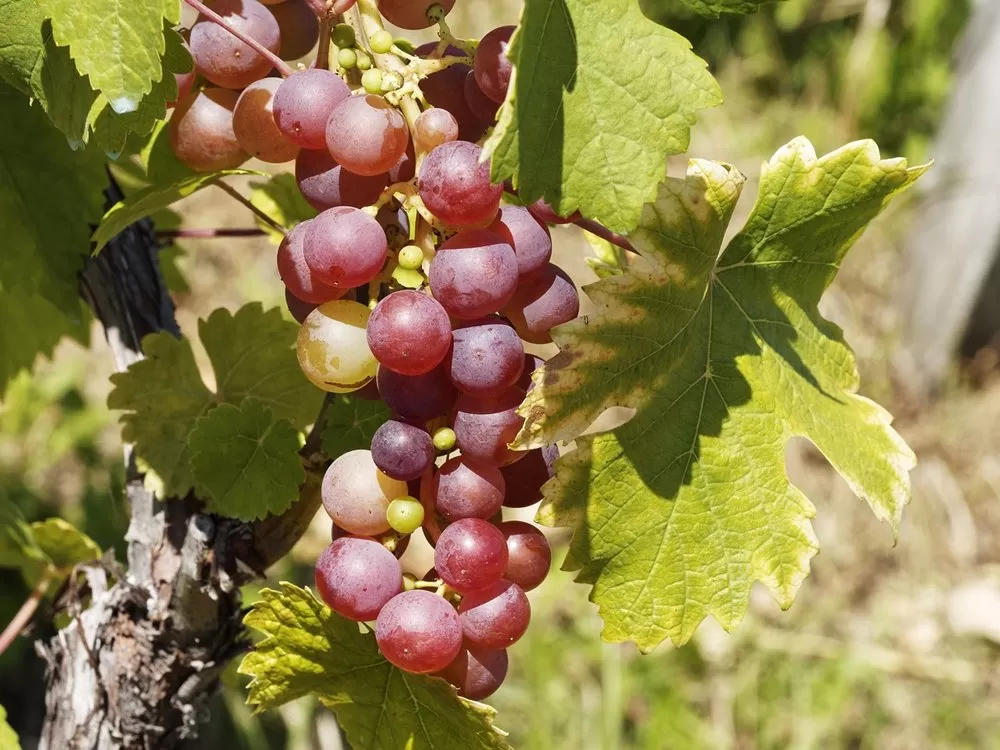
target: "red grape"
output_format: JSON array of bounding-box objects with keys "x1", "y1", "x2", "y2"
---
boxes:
[
  {"x1": 375, "y1": 590, "x2": 463, "y2": 673},
  {"x1": 233, "y1": 77, "x2": 299, "y2": 162},
  {"x1": 434, "y1": 457, "x2": 505, "y2": 521},
  {"x1": 434, "y1": 518, "x2": 508, "y2": 594},
  {"x1": 452, "y1": 387, "x2": 526, "y2": 467},
  {"x1": 377, "y1": 361, "x2": 458, "y2": 422},
  {"x1": 418, "y1": 141, "x2": 502, "y2": 227},
  {"x1": 268, "y1": 0, "x2": 318, "y2": 60},
  {"x1": 500, "y1": 445, "x2": 558, "y2": 508},
  {"x1": 371, "y1": 419, "x2": 434, "y2": 481},
  {"x1": 458, "y1": 579, "x2": 530, "y2": 649},
  {"x1": 474, "y1": 26, "x2": 515, "y2": 104},
  {"x1": 499, "y1": 521, "x2": 551, "y2": 591},
  {"x1": 376, "y1": 0, "x2": 455, "y2": 29},
  {"x1": 169, "y1": 88, "x2": 249, "y2": 172},
  {"x1": 437, "y1": 647, "x2": 508, "y2": 700},
  {"x1": 366, "y1": 291, "x2": 452, "y2": 375},
  {"x1": 278, "y1": 221, "x2": 344, "y2": 304},
  {"x1": 189, "y1": 0, "x2": 281, "y2": 90},
  {"x1": 504, "y1": 263, "x2": 580, "y2": 344},
  {"x1": 315, "y1": 537, "x2": 402, "y2": 621},
  {"x1": 449, "y1": 318, "x2": 524, "y2": 397},
  {"x1": 326, "y1": 94, "x2": 410, "y2": 177},
  {"x1": 303, "y1": 207, "x2": 388, "y2": 288},
  {"x1": 488, "y1": 205, "x2": 552, "y2": 278},
  {"x1": 295, "y1": 149, "x2": 387, "y2": 211},
  {"x1": 274, "y1": 69, "x2": 351, "y2": 149},
  {"x1": 429, "y1": 229, "x2": 518, "y2": 320}
]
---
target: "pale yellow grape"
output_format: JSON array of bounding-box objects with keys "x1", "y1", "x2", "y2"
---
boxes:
[
  {"x1": 322, "y1": 449, "x2": 408, "y2": 536},
  {"x1": 296, "y1": 300, "x2": 377, "y2": 392}
]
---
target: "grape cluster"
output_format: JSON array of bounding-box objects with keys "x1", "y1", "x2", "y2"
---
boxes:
[{"x1": 170, "y1": 0, "x2": 584, "y2": 700}]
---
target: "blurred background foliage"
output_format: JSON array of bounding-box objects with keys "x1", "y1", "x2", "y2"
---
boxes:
[{"x1": 4, "y1": 0, "x2": 999, "y2": 748}]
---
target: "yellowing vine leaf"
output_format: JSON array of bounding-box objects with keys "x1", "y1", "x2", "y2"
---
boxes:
[
  {"x1": 0, "y1": 704, "x2": 19, "y2": 750},
  {"x1": 517, "y1": 138, "x2": 927, "y2": 650},
  {"x1": 240, "y1": 584, "x2": 511, "y2": 750}
]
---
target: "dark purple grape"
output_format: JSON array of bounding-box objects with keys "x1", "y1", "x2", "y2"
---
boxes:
[
  {"x1": 418, "y1": 141, "x2": 502, "y2": 227},
  {"x1": 417, "y1": 46, "x2": 486, "y2": 142},
  {"x1": 474, "y1": 26, "x2": 515, "y2": 104},
  {"x1": 315, "y1": 537, "x2": 402, "y2": 621},
  {"x1": 375, "y1": 590, "x2": 463, "y2": 673},
  {"x1": 458, "y1": 579, "x2": 530, "y2": 648},
  {"x1": 268, "y1": 0, "x2": 319, "y2": 60},
  {"x1": 437, "y1": 646, "x2": 508, "y2": 700},
  {"x1": 464, "y1": 70, "x2": 500, "y2": 123},
  {"x1": 371, "y1": 419, "x2": 434, "y2": 481},
  {"x1": 367, "y1": 291, "x2": 452, "y2": 375},
  {"x1": 499, "y1": 521, "x2": 551, "y2": 591},
  {"x1": 488, "y1": 205, "x2": 552, "y2": 278},
  {"x1": 429, "y1": 229, "x2": 518, "y2": 320},
  {"x1": 449, "y1": 318, "x2": 524, "y2": 397},
  {"x1": 453, "y1": 387, "x2": 526, "y2": 467},
  {"x1": 377, "y1": 361, "x2": 458, "y2": 422},
  {"x1": 285, "y1": 288, "x2": 318, "y2": 323},
  {"x1": 433, "y1": 457, "x2": 505, "y2": 521},
  {"x1": 434, "y1": 518, "x2": 508, "y2": 594},
  {"x1": 500, "y1": 444, "x2": 558, "y2": 508}
]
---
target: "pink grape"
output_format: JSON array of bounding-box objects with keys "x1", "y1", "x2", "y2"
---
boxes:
[
  {"x1": 500, "y1": 445, "x2": 558, "y2": 508},
  {"x1": 434, "y1": 457, "x2": 505, "y2": 521},
  {"x1": 449, "y1": 319, "x2": 524, "y2": 397},
  {"x1": 295, "y1": 149, "x2": 387, "y2": 211},
  {"x1": 274, "y1": 69, "x2": 351, "y2": 149},
  {"x1": 437, "y1": 647, "x2": 508, "y2": 700},
  {"x1": 488, "y1": 205, "x2": 552, "y2": 278},
  {"x1": 375, "y1": 590, "x2": 463, "y2": 674},
  {"x1": 413, "y1": 108, "x2": 459, "y2": 152},
  {"x1": 377, "y1": 362, "x2": 458, "y2": 422},
  {"x1": 429, "y1": 230, "x2": 518, "y2": 320},
  {"x1": 268, "y1": 0, "x2": 318, "y2": 60},
  {"x1": 499, "y1": 521, "x2": 551, "y2": 591},
  {"x1": 366, "y1": 291, "x2": 452, "y2": 375},
  {"x1": 169, "y1": 88, "x2": 248, "y2": 172},
  {"x1": 314, "y1": 537, "x2": 402, "y2": 621},
  {"x1": 277, "y1": 221, "x2": 344, "y2": 304},
  {"x1": 232, "y1": 77, "x2": 299, "y2": 162},
  {"x1": 504, "y1": 263, "x2": 580, "y2": 344},
  {"x1": 376, "y1": 0, "x2": 455, "y2": 29},
  {"x1": 326, "y1": 94, "x2": 410, "y2": 177},
  {"x1": 464, "y1": 70, "x2": 499, "y2": 122},
  {"x1": 303, "y1": 207, "x2": 387, "y2": 288},
  {"x1": 474, "y1": 26, "x2": 515, "y2": 104},
  {"x1": 370, "y1": 419, "x2": 434, "y2": 481},
  {"x1": 189, "y1": 0, "x2": 281, "y2": 90},
  {"x1": 458, "y1": 579, "x2": 530, "y2": 649},
  {"x1": 452, "y1": 387, "x2": 526, "y2": 467},
  {"x1": 434, "y1": 518, "x2": 508, "y2": 594},
  {"x1": 322, "y1": 449, "x2": 407, "y2": 536},
  {"x1": 418, "y1": 141, "x2": 502, "y2": 227}
]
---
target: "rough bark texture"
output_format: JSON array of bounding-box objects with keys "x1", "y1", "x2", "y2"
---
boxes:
[{"x1": 36, "y1": 176, "x2": 326, "y2": 749}]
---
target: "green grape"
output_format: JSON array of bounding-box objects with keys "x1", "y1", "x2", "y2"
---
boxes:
[
  {"x1": 433, "y1": 427, "x2": 457, "y2": 452},
  {"x1": 332, "y1": 23, "x2": 356, "y2": 48},
  {"x1": 362, "y1": 68, "x2": 384, "y2": 94},
  {"x1": 296, "y1": 300, "x2": 377, "y2": 393},
  {"x1": 337, "y1": 47, "x2": 357, "y2": 70},
  {"x1": 381, "y1": 71, "x2": 403, "y2": 92},
  {"x1": 371, "y1": 29, "x2": 394, "y2": 54},
  {"x1": 356, "y1": 50, "x2": 373, "y2": 71},
  {"x1": 398, "y1": 244, "x2": 423, "y2": 270},
  {"x1": 387, "y1": 496, "x2": 425, "y2": 534},
  {"x1": 394, "y1": 38, "x2": 416, "y2": 55}
]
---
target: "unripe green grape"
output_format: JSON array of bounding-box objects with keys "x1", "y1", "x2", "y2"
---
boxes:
[
  {"x1": 381, "y1": 71, "x2": 403, "y2": 92},
  {"x1": 387, "y1": 496, "x2": 424, "y2": 534},
  {"x1": 296, "y1": 300, "x2": 377, "y2": 392},
  {"x1": 337, "y1": 47, "x2": 357, "y2": 69},
  {"x1": 362, "y1": 68, "x2": 383, "y2": 94},
  {"x1": 356, "y1": 50, "x2": 373, "y2": 71},
  {"x1": 332, "y1": 23, "x2": 356, "y2": 48},
  {"x1": 398, "y1": 244, "x2": 423, "y2": 270},
  {"x1": 394, "y1": 38, "x2": 415, "y2": 55},
  {"x1": 433, "y1": 427, "x2": 456, "y2": 452},
  {"x1": 370, "y1": 29, "x2": 394, "y2": 54}
]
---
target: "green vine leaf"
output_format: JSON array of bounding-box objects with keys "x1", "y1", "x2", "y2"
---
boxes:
[
  {"x1": 321, "y1": 395, "x2": 391, "y2": 458},
  {"x1": 648, "y1": 0, "x2": 777, "y2": 18},
  {"x1": 0, "y1": 494, "x2": 102, "y2": 584},
  {"x1": 240, "y1": 584, "x2": 511, "y2": 750},
  {"x1": 108, "y1": 304, "x2": 321, "y2": 499},
  {"x1": 0, "y1": 704, "x2": 20, "y2": 750},
  {"x1": 92, "y1": 170, "x2": 266, "y2": 252},
  {"x1": 518, "y1": 138, "x2": 927, "y2": 650},
  {"x1": 249, "y1": 174, "x2": 317, "y2": 243},
  {"x1": 39, "y1": 0, "x2": 180, "y2": 113},
  {"x1": 189, "y1": 399, "x2": 305, "y2": 521},
  {"x1": 485, "y1": 0, "x2": 721, "y2": 233}
]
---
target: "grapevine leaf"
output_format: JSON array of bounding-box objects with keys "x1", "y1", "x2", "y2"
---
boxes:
[
  {"x1": 92, "y1": 170, "x2": 266, "y2": 252},
  {"x1": 518, "y1": 139, "x2": 927, "y2": 650},
  {"x1": 189, "y1": 400, "x2": 305, "y2": 521},
  {"x1": 0, "y1": 495, "x2": 101, "y2": 585},
  {"x1": 249, "y1": 174, "x2": 317, "y2": 243},
  {"x1": 140, "y1": 120, "x2": 196, "y2": 184},
  {"x1": 320, "y1": 395, "x2": 391, "y2": 458},
  {"x1": 0, "y1": 493, "x2": 44, "y2": 570},
  {"x1": 108, "y1": 303, "x2": 320, "y2": 499},
  {"x1": 484, "y1": 0, "x2": 721, "y2": 233},
  {"x1": 240, "y1": 584, "x2": 511, "y2": 750},
  {"x1": 0, "y1": 84, "x2": 104, "y2": 305},
  {"x1": 0, "y1": 704, "x2": 19, "y2": 750},
  {"x1": 647, "y1": 0, "x2": 776, "y2": 18},
  {"x1": 28, "y1": 518, "x2": 102, "y2": 570},
  {"x1": 39, "y1": 0, "x2": 180, "y2": 113}
]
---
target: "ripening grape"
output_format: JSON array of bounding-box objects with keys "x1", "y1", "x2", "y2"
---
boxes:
[
  {"x1": 285, "y1": 288, "x2": 318, "y2": 324},
  {"x1": 314, "y1": 537, "x2": 402, "y2": 621},
  {"x1": 377, "y1": 362, "x2": 458, "y2": 422},
  {"x1": 452, "y1": 387, "x2": 526, "y2": 466},
  {"x1": 366, "y1": 290, "x2": 452, "y2": 375},
  {"x1": 295, "y1": 149, "x2": 387, "y2": 211},
  {"x1": 361, "y1": 68, "x2": 383, "y2": 95},
  {"x1": 458, "y1": 579, "x2": 530, "y2": 649},
  {"x1": 474, "y1": 26, "x2": 515, "y2": 104},
  {"x1": 397, "y1": 244, "x2": 423, "y2": 270},
  {"x1": 326, "y1": 94, "x2": 410, "y2": 177},
  {"x1": 268, "y1": 0, "x2": 319, "y2": 59},
  {"x1": 386, "y1": 496, "x2": 424, "y2": 534},
  {"x1": 273, "y1": 69, "x2": 351, "y2": 149},
  {"x1": 418, "y1": 141, "x2": 502, "y2": 227},
  {"x1": 463, "y1": 70, "x2": 499, "y2": 122},
  {"x1": 499, "y1": 521, "x2": 551, "y2": 591},
  {"x1": 488, "y1": 205, "x2": 552, "y2": 278},
  {"x1": 232, "y1": 78, "x2": 299, "y2": 162},
  {"x1": 322, "y1": 449, "x2": 407, "y2": 535},
  {"x1": 528, "y1": 198, "x2": 582, "y2": 225},
  {"x1": 371, "y1": 419, "x2": 434, "y2": 481},
  {"x1": 297, "y1": 300, "x2": 378, "y2": 392},
  {"x1": 169, "y1": 88, "x2": 249, "y2": 172},
  {"x1": 413, "y1": 108, "x2": 459, "y2": 153},
  {"x1": 437, "y1": 647, "x2": 508, "y2": 700},
  {"x1": 449, "y1": 318, "x2": 525, "y2": 397},
  {"x1": 375, "y1": 590, "x2": 463, "y2": 673},
  {"x1": 433, "y1": 457, "x2": 505, "y2": 521},
  {"x1": 303, "y1": 207, "x2": 387, "y2": 288},
  {"x1": 429, "y1": 230, "x2": 518, "y2": 320},
  {"x1": 277, "y1": 220, "x2": 343, "y2": 304},
  {"x1": 376, "y1": 0, "x2": 455, "y2": 29},
  {"x1": 500, "y1": 444, "x2": 558, "y2": 508},
  {"x1": 503, "y1": 263, "x2": 580, "y2": 344},
  {"x1": 189, "y1": 0, "x2": 281, "y2": 90},
  {"x1": 433, "y1": 426, "x2": 456, "y2": 452},
  {"x1": 434, "y1": 518, "x2": 508, "y2": 594},
  {"x1": 337, "y1": 47, "x2": 357, "y2": 69},
  {"x1": 418, "y1": 53, "x2": 487, "y2": 143}
]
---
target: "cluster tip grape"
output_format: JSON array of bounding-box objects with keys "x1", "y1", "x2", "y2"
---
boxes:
[{"x1": 169, "y1": 0, "x2": 583, "y2": 700}]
